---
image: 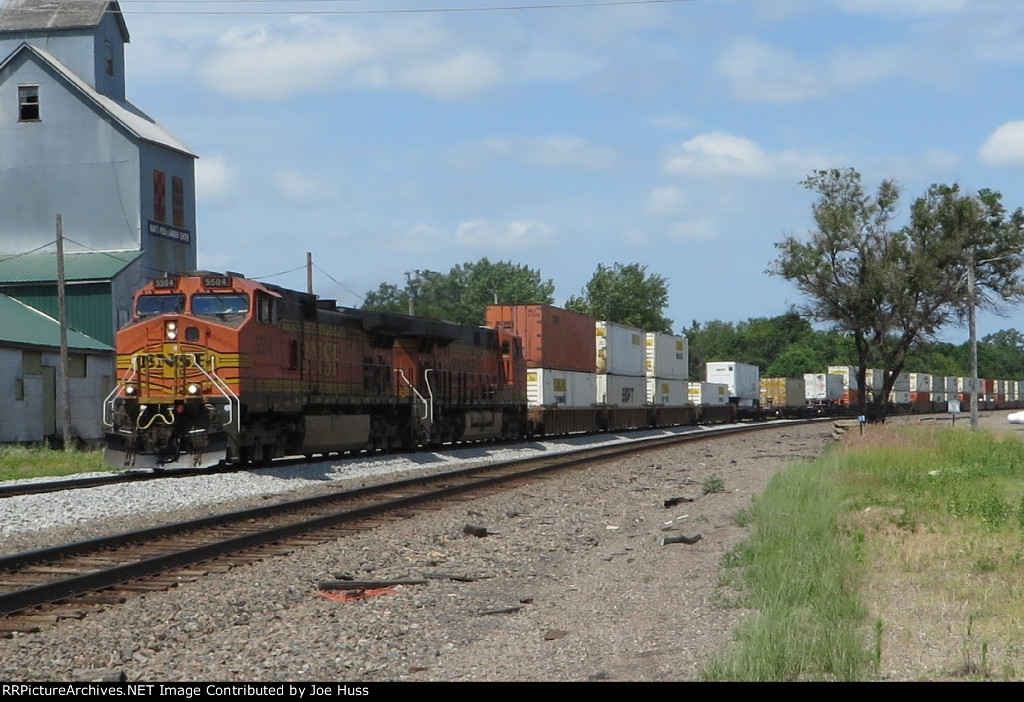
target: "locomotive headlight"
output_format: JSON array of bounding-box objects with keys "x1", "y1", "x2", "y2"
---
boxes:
[
  {"x1": 186, "y1": 383, "x2": 201, "y2": 396},
  {"x1": 165, "y1": 321, "x2": 178, "y2": 340},
  {"x1": 124, "y1": 382, "x2": 138, "y2": 396}
]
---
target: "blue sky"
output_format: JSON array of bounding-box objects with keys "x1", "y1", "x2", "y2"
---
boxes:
[{"x1": 120, "y1": 0, "x2": 1024, "y2": 342}]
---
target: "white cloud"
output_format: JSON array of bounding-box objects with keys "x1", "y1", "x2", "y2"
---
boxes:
[
  {"x1": 449, "y1": 136, "x2": 617, "y2": 171},
  {"x1": 978, "y1": 122, "x2": 1024, "y2": 167},
  {"x1": 662, "y1": 131, "x2": 823, "y2": 180},
  {"x1": 194, "y1": 17, "x2": 508, "y2": 100},
  {"x1": 195, "y1": 155, "x2": 237, "y2": 201},
  {"x1": 455, "y1": 220, "x2": 555, "y2": 249},
  {"x1": 663, "y1": 132, "x2": 772, "y2": 178},
  {"x1": 393, "y1": 50, "x2": 504, "y2": 99},
  {"x1": 717, "y1": 36, "x2": 913, "y2": 103},
  {"x1": 275, "y1": 171, "x2": 337, "y2": 203}
]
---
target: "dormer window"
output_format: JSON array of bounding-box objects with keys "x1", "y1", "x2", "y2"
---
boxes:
[{"x1": 18, "y1": 85, "x2": 39, "y2": 122}]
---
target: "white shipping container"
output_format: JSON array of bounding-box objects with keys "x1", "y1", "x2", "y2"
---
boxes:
[
  {"x1": 688, "y1": 382, "x2": 730, "y2": 406},
  {"x1": 944, "y1": 376, "x2": 959, "y2": 394},
  {"x1": 828, "y1": 366, "x2": 859, "y2": 390},
  {"x1": 595, "y1": 321, "x2": 646, "y2": 376},
  {"x1": 909, "y1": 373, "x2": 934, "y2": 392},
  {"x1": 804, "y1": 373, "x2": 844, "y2": 402},
  {"x1": 596, "y1": 374, "x2": 648, "y2": 406},
  {"x1": 526, "y1": 368, "x2": 597, "y2": 407},
  {"x1": 645, "y1": 332, "x2": 689, "y2": 380},
  {"x1": 891, "y1": 391, "x2": 911, "y2": 405},
  {"x1": 956, "y1": 377, "x2": 982, "y2": 393},
  {"x1": 647, "y1": 378, "x2": 687, "y2": 405},
  {"x1": 705, "y1": 361, "x2": 759, "y2": 402},
  {"x1": 892, "y1": 372, "x2": 910, "y2": 392},
  {"x1": 865, "y1": 369, "x2": 885, "y2": 390},
  {"x1": 932, "y1": 391, "x2": 947, "y2": 404}
]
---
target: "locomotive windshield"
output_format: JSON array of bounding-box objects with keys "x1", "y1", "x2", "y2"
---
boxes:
[
  {"x1": 192, "y1": 293, "x2": 250, "y2": 317},
  {"x1": 136, "y1": 293, "x2": 185, "y2": 317}
]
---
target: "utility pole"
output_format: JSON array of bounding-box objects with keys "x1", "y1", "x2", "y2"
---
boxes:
[
  {"x1": 56, "y1": 214, "x2": 73, "y2": 450},
  {"x1": 967, "y1": 256, "x2": 979, "y2": 430}
]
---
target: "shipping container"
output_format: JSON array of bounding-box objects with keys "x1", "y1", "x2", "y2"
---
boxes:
[
  {"x1": 909, "y1": 373, "x2": 932, "y2": 392},
  {"x1": 804, "y1": 373, "x2": 844, "y2": 402},
  {"x1": 705, "y1": 361, "x2": 759, "y2": 404},
  {"x1": 760, "y1": 377, "x2": 806, "y2": 409},
  {"x1": 525, "y1": 368, "x2": 597, "y2": 408},
  {"x1": 828, "y1": 366, "x2": 859, "y2": 390},
  {"x1": 688, "y1": 382, "x2": 730, "y2": 406},
  {"x1": 596, "y1": 374, "x2": 648, "y2": 406},
  {"x1": 485, "y1": 304, "x2": 596, "y2": 373},
  {"x1": 596, "y1": 321, "x2": 646, "y2": 376},
  {"x1": 647, "y1": 378, "x2": 687, "y2": 405},
  {"x1": 644, "y1": 332, "x2": 689, "y2": 380}
]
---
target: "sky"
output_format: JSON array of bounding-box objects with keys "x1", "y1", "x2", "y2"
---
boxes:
[{"x1": 116, "y1": 0, "x2": 1024, "y2": 343}]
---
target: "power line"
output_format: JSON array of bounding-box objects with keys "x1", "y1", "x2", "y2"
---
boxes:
[{"x1": 108, "y1": 0, "x2": 697, "y2": 16}]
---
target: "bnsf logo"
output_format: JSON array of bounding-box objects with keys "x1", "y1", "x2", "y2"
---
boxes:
[{"x1": 138, "y1": 352, "x2": 206, "y2": 369}]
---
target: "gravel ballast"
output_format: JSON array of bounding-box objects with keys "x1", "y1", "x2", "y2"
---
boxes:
[{"x1": 0, "y1": 421, "x2": 853, "y2": 681}]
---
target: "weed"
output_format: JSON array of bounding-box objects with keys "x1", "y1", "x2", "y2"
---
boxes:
[{"x1": 702, "y1": 473, "x2": 726, "y2": 494}]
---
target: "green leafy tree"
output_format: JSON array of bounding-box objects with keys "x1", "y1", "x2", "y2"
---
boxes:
[
  {"x1": 362, "y1": 259, "x2": 555, "y2": 325},
  {"x1": 772, "y1": 168, "x2": 1024, "y2": 421},
  {"x1": 566, "y1": 262, "x2": 672, "y2": 332}
]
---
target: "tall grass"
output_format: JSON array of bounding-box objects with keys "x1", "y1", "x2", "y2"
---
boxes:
[
  {"x1": 701, "y1": 453, "x2": 869, "y2": 681},
  {"x1": 702, "y1": 425, "x2": 1024, "y2": 681}
]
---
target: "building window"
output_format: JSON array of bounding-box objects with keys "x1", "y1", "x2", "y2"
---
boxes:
[
  {"x1": 69, "y1": 354, "x2": 87, "y2": 379},
  {"x1": 153, "y1": 170, "x2": 166, "y2": 222},
  {"x1": 18, "y1": 85, "x2": 39, "y2": 121},
  {"x1": 22, "y1": 350, "x2": 42, "y2": 375},
  {"x1": 172, "y1": 176, "x2": 185, "y2": 228},
  {"x1": 105, "y1": 40, "x2": 114, "y2": 77}
]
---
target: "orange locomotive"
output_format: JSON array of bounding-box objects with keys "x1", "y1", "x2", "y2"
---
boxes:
[{"x1": 104, "y1": 272, "x2": 528, "y2": 467}]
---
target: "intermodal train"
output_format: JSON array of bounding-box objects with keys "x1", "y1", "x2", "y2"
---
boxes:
[{"x1": 101, "y1": 271, "x2": 1000, "y2": 469}]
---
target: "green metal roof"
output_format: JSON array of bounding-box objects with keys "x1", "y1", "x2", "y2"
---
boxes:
[
  {"x1": 0, "y1": 294, "x2": 112, "y2": 352},
  {"x1": 0, "y1": 250, "x2": 140, "y2": 284}
]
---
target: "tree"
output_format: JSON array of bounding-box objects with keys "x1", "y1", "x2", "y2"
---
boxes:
[
  {"x1": 566, "y1": 262, "x2": 672, "y2": 332},
  {"x1": 362, "y1": 258, "x2": 555, "y2": 325},
  {"x1": 771, "y1": 168, "x2": 1024, "y2": 421}
]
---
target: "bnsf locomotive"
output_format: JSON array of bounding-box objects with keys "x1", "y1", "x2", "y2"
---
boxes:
[{"x1": 104, "y1": 272, "x2": 528, "y2": 467}]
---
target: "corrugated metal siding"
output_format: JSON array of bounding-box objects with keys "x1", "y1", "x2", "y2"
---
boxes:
[
  {"x1": 2, "y1": 282, "x2": 113, "y2": 345},
  {"x1": 0, "y1": 294, "x2": 111, "y2": 351},
  {"x1": 0, "y1": 251, "x2": 139, "y2": 283}
]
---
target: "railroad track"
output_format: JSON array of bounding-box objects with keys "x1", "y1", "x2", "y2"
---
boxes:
[{"x1": 0, "y1": 419, "x2": 825, "y2": 635}]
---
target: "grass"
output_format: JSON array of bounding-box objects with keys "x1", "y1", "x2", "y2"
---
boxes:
[
  {"x1": 702, "y1": 423, "x2": 1024, "y2": 681},
  {"x1": 0, "y1": 445, "x2": 109, "y2": 481}
]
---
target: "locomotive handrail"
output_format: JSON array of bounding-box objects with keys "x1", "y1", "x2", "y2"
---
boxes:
[
  {"x1": 423, "y1": 368, "x2": 436, "y2": 424},
  {"x1": 102, "y1": 366, "x2": 139, "y2": 428},
  {"x1": 395, "y1": 369, "x2": 431, "y2": 423},
  {"x1": 182, "y1": 354, "x2": 241, "y2": 435}
]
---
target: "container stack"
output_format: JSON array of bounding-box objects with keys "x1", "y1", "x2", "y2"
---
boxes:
[
  {"x1": 485, "y1": 304, "x2": 596, "y2": 408},
  {"x1": 595, "y1": 321, "x2": 647, "y2": 406},
  {"x1": 644, "y1": 332, "x2": 689, "y2": 406}
]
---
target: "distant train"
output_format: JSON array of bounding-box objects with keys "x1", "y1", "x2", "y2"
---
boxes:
[{"x1": 102, "y1": 272, "x2": 1015, "y2": 468}]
